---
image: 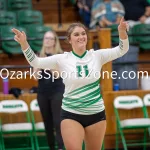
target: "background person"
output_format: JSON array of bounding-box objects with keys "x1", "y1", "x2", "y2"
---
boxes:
[
  {"x1": 34, "y1": 30, "x2": 64, "y2": 150},
  {"x1": 90, "y1": 0, "x2": 125, "y2": 28},
  {"x1": 120, "y1": 0, "x2": 150, "y2": 27},
  {"x1": 76, "y1": 0, "x2": 94, "y2": 28}
]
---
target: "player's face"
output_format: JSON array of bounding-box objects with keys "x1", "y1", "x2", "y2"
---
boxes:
[
  {"x1": 69, "y1": 27, "x2": 87, "y2": 50},
  {"x1": 43, "y1": 32, "x2": 55, "y2": 48}
]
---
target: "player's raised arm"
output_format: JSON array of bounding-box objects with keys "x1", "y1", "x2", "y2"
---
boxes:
[
  {"x1": 12, "y1": 28, "x2": 59, "y2": 70},
  {"x1": 94, "y1": 17, "x2": 129, "y2": 65}
]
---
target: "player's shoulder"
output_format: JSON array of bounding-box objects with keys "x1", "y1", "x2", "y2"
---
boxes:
[
  {"x1": 87, "y1": 49, "x2": 94, "y2": 53},
  {"x1": 58, "y1": 49, "x2": 96, "y2": 58},
  {"x1": 87, "y1": 48, "x2": 98, "y2": 56},
  {"x1": 63, "y1": 51, "x2": 72, "y2": 57},
  {"x1": 55, "y1": 51, "x2": 73, "y2": 60},
  {"x1": 56, "y1": 51, "x2": 70, "y2": 56}
]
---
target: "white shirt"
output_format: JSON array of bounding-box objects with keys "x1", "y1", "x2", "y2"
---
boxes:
[{"x1": 23, "y1": 38, "x2": 129, "y2": 115}]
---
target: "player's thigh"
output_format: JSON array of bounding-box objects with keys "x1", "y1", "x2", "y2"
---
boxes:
[
  {"x1": 61, "y1": 119, "x2": 85, "y2": 150},
  {"x1": 84, "y1": 120, "x2": 106, "y2": 150}
]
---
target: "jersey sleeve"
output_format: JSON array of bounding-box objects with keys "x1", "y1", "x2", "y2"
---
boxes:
[
  {"x1": 22, "y1": 47, "x2": 61, "y2": 70},
  {"x1": 94, "y1": 38, "x2": 129, "y2": 65}
]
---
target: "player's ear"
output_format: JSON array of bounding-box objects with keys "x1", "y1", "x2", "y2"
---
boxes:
[
  {"x1": 69, "y1": 39, "x2": 71, "y2": 44},
  {"x1": 66, "y1": 37, "x2": 71, "y2": 44}
]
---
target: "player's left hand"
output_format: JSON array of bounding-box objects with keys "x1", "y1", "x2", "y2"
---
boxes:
[{"x1": 118, "y1": 17, "x2": 129, "y2": 32}]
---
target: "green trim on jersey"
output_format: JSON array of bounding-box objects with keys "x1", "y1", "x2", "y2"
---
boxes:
[{"x1": 72, "y1": 50, "x2": 87, "y2": 58}]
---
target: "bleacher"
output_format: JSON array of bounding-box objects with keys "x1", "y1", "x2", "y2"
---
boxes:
[{"x1": 0, "y1": 0, "x2": 53, "y2": 54}]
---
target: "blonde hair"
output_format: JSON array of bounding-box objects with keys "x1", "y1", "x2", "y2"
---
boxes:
[{"x1": 39, "y1": 30, "x2": 63, "y2": 57}]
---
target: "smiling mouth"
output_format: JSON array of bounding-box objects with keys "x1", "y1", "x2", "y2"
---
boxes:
[{"x1": 78, "y1": 41, "x2": 85, "y2": 43}]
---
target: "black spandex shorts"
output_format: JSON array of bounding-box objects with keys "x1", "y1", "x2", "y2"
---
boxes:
[{"x1": 60, "y1": 109, "x2": 106, "y2": 128}]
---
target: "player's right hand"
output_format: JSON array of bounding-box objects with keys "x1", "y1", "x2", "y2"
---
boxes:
[{"x1": 12, "y1": 28, "x2": 27, "y2": 45}]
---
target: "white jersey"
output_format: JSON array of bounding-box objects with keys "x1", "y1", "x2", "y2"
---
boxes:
[{"x1": 23, "y1": 39, "x2": 129, "y2": 115}]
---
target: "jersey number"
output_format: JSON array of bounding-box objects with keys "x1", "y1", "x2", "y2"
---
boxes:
[{"x1": 76, "y1": 65, "x2": 89, "y2": 77}]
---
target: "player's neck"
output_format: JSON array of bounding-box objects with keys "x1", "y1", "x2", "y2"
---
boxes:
[
  {"x1": 73, "y1": 47, "x2": 86, "y2": 56},
  {"x1": 73, "y1": 50, "x2": 86, "y2": 57}
]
